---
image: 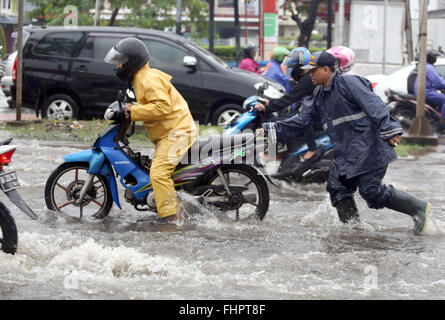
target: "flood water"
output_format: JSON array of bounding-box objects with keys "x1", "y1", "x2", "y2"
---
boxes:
[{"x1": 1, "y1": 131, "x2": 445, "y2": 300}]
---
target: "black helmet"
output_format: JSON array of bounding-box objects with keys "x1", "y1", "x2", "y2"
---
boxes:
[
  {"x1": 243, "y1": 42, "x2": 257, "y2": 58},
  {"x1": 104, "y1": 38, "x2": 150, "y2": 82},
  {"x1": 427, "y1": 49, "x2": 441, "y2": 65}
]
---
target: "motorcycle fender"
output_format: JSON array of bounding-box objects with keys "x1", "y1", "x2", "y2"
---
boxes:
[
  {"x1": 248, "y1": 164, "x2": 280, "y2": 187},
  {"x1": 5, "y1": 188, "x2": 38, "y2": 220},
  {"x1": 424, "y1": 105, "x2": 441, "y2": 119},
  {"x1": 62, "y1": 150, "x2": 121, "y2": 209}
]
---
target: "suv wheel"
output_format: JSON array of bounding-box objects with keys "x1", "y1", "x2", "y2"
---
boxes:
[
  {"x1": 43, "y1": 94, "x2": 79, "y2": 120},
  {"x1": 211, "y1": 104, "x2": 243, "y2": 127}
]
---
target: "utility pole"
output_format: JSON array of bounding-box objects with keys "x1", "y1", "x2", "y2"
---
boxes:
[
  {"x1": 234, "y1": 0, "x2": 241, "y2": 64},
  {"x1": 405, "y1": 0, "x2": 414, "y2": 62},
  {"x1": 209, "y1": 0, "x2": 215, "y2": 53},
  {"x1": 16, "y1": 0, "x2": 24, "y2": 121},
  {"x1": 327, "y1": 0, "x2": 332, "y2": 48},
  {"x1": 338, "y1": 0, "x2": 345, "y2": 45},
  {"x1": 94, "y1": 0, "x2": 101, "y2": 26},
  {"x1": 382, "y1": 0, "x2": 388, "y2": 74},
  {"x1": 407, "y1": 0, "x2": 433, "y2": 140},
  {"x1": 259, "y1": 0, "x2": 264, "y2": 59},
  {"x1": 244, "y1": 0, "x2": 248, "y2": 44},
  {"x1": 176, "y1": 0, "x2": 182, "y2": 35}
]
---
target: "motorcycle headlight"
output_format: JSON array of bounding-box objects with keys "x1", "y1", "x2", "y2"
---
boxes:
[{"x1": 254, "y1": 81, "x2": 285, "y2": 99}]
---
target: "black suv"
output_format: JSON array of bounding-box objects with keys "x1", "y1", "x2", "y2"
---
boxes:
[{"x1": 12, "y1": 26, "x2": 284, "y2": 125}]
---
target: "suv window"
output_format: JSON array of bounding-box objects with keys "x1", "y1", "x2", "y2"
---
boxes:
[
  {"x1": 33, "y1": 32, "x2": 83, "y2": 57},
  {"x1": 140, "y1": 39, "x2": 190, "y2": 70},
  {"x1": 79, "y1": 36, "x2": 124, "y2": 60}
]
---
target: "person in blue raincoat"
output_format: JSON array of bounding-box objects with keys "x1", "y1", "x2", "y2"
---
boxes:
[
  {"x1": 414, "y1": 49, "x2": 445, "y2": 123},
  {"x1": 264, "y1": 47, "x2": 291, "y2": 93},
  {"x1": 263, "y1": 51, "x2": 431, "y2": 235}
]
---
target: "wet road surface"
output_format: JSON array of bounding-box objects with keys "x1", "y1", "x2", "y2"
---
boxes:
[{"x1": 0, "y1": 130, "x2": 445, "y2": 299}]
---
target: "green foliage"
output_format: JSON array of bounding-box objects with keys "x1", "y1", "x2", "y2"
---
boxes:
[
  {"x1": 27, "y1": 0, "x2": 95, "y2": 26},
  {"x1": 123, "y1": 0, "x2": 175, "y2": 29},
  {"x1": 27, "y1": 0, "x2": 209, "y2": 39},
  {"x1": 1, "y1": 119, "x2": 222, "y2": 147},
  {"x1": 310, "y1": 33, "x2": 324, "y2": 41},
  {"x1": 202, "y1": 45, "x2": 325, "y2": 61},
  {"x1": 394, "y1": 144, "x2": 432, "y2": 157},
  {"x1": 0, "y1": 25, "x2": 7, "y2": 60},
  {"x1": 184, "y1": 0, "x2": 209, "y2": 39}
]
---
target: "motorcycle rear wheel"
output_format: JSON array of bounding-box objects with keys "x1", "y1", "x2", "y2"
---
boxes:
[
  {"x1": 204, "y1": 164, "x2": 269, "y2": 221},
  {"x1": 45, "y1": 162, "x2": 113, "y2": 219},
  {"x1": 0, "y1": 201, "x2": 18, "y2": 254}
]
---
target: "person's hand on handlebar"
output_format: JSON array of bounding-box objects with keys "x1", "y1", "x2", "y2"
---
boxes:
[
  {"x1": 254, "y1": 98, "x2": 269, "y2": 111},
  {"x1": 124, "y1": 104, "x2": 132, "y2": 119}
]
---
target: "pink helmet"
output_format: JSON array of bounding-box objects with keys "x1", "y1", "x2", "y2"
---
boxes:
[{"x1": 327, "y1": 46, "x2": 355, "y2": 72}]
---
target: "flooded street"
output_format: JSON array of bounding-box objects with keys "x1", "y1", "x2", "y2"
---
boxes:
[{"x1": 1, "y1": 130, "x2": 445, "y2": 300}]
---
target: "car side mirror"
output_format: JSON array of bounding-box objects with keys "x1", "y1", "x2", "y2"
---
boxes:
[
  {"x1": 117, "y1": 90, "x2": 125, "y2": 103},
  {"x1": 183, "y1": 56, "x2": 197, "y2": 69}
]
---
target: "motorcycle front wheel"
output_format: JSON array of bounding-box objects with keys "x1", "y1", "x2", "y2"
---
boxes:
[
  {"x1": 44, "y1": 162, "x2": 113, "y2": 219},
  {"x1": 204, "y1": 164, "x2": 269, "y2": 221},
  {"x1": 0, "y1": 201, "x2": 18, "y2": 254}
]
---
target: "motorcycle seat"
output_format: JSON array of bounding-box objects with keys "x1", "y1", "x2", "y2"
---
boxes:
[
  {"x1": 180, "y1": 133, "x2": 255, "y2": 165},
  {"x1": 388, "y1": 89, "x2": 416, "y2": 100}
]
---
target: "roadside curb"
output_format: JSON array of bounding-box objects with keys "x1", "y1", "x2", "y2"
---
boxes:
[
  {"x1": 401, "y1": 135, "x2": 439, "y2": 146},
  {"x1": 2, "y1": 119, "x2": 42, "y2": 127},
  {"x1": 2, "y1": 119, "x2": 147, "y2": 133}
]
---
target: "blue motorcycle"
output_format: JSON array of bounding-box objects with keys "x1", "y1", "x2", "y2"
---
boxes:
[
  {"x1": 44, "y1": 90, "x2": 270, "y2": 221},
  {"x1": 223, "y1": 83, "x2": 334, "y2": 183}
]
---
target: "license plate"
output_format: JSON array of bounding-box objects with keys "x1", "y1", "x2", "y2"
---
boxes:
[{"x1": 0, "y1": 171, "x2": 20, "y2": 192}]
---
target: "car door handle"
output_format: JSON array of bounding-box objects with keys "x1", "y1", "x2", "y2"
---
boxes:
[{"x1": 76, "y1": 65, "x2": 88, "y2": 72}]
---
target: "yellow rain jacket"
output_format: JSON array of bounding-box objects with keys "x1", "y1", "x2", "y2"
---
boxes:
[{"x1": 131, "y1": 64, "x2": 197, "y2": 218}]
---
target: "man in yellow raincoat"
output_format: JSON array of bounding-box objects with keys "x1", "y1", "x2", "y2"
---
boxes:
[{"x1": 104, "y1": 38, "x2": 197, "y2": 222}]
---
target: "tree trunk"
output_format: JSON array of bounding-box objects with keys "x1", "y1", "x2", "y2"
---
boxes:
[
  {"x1": 289, "y1": 0, "x2": 322, "y2": 48},
  {"x1": 234, "y1": 0, "x2": 241, "y2": 64},
  {"x1": 109, "y1": 1, "x2": 122, "y2": 26}
]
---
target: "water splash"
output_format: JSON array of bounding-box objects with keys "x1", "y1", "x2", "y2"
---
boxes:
[{"x1": 423, "y1": 205, "x2": 445, "y2": 236}]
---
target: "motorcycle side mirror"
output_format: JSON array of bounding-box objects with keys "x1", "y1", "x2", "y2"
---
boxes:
[
  {"x1": 117, "y1": 90, "x2": 125, "y2": 103},
  {"x1": 257, "y1": 82, "x2": 269, "y2": 95},
  {"x1": 126, "y1": 88, "x2": 135, "y2": 100}
]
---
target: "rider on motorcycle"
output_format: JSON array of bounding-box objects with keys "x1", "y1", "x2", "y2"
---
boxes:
[
  {"x1": 239, "y1": 42, "x2": 263, "y2": 74},
  {"x1": 104, "y1": 37, "x2": 197, "y2": 222},
  {"x1": 255, "y1": 47, "x2": 319, "y2": 177},
  {"x1": 414, "y1": 49, "x2": 445, "y2": 123},
  {"x1": 264, "y1": 50, "x2": 430, "y2": 235},
  {"x1": 326, "y1": 46, "x2": 356, "y2": 73},
  {"x1": 264, "y1": 46, "x2": 291, "y2": 93},
  {"x1": 260, "y1": 47, "x2": 357, "y2": 179}
]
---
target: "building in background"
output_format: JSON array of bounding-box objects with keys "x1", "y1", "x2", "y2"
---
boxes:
[{"x1": 0, "y1": 0, "x2": 33, "y2": 53}]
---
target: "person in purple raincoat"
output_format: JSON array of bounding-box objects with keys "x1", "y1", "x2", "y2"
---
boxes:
[{"x1": 414, "y1": 50, "x2": 445, "y2": 123}]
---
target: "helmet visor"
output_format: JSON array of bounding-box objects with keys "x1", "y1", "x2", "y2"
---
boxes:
[
  {"x1": 104, "y1": 47, "x2": 129, "y2": 65},
  {"x1": 282, "y1": 56, "x2": 292, "y2": 67}
]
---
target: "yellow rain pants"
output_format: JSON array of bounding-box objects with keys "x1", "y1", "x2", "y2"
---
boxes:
[{"x1": 131, "y1": 64, "x2": 197, "y2": 217}]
